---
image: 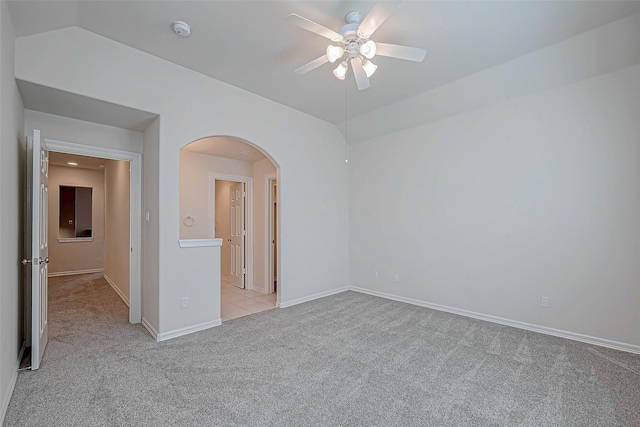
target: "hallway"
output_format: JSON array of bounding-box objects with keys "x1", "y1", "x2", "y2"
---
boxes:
[
  {"x1": 47, "y1": 273, "x2": 130, "y2": 338},
  {"x1": 220, "y1": 281, "x2": 276, "y2": 321}
]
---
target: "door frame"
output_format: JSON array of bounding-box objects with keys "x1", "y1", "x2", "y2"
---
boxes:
[
  {"x1": 44, "y1": 138, "x2": 142, "y2": 323},
  {"x1": 209, "y1": 173, "x2": 254, "y2": 290},
  {"x1": 265, "y1": 172, "x2": 277, "y2": 294}
]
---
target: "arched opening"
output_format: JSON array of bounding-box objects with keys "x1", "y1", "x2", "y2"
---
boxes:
[{"x1": 179, "y1": 136, "x2": 279, "y2": 321}]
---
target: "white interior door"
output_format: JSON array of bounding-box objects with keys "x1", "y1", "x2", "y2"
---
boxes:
[
  {"x1": 229, "y1": 182, "x2": 245, "y2": 289},
  {"x1": 27, "y1": 129, "x2": 49, "y2": 370}
]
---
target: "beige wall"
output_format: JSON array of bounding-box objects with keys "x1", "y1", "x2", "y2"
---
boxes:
[
  {"x1": 214, "y1": 180, "x2": 234, "y2": 280},
  {"x1": 179, "y1": 150, "x2": 252, "y2": 240},
  {"x1": 104, "y1": 159, "x2": 130, "y2": 303},
  {"x1": 181, "y1": 150, "x2": 276, "y2": 292},
  {"x1": 23, "y1": 108, "x2": 156, "y2": 331},
  {"x1": 48, "y1": 165, "x2": 105, "y2": 275},
  {"x1": 252, "y1": 158, "x2": 276, "y2": 293}
]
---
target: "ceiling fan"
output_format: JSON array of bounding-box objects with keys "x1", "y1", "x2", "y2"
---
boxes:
[{"x1": 286, "y1": 0, "x2": 426, "y2": 90}]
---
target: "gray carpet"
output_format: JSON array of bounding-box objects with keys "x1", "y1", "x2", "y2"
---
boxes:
[{"x1": 4, "y1": 273, "x2": 640, "y2": 426}]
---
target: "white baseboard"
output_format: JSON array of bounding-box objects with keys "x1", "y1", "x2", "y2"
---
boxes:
[
  {"x1": 350, "y1": 286, "x2": 640, "y2": 355},
  {"x1": 104, "y1": 274, "x2": 130, "y2": 307},
  {"x1": 48, "y1": 268, "x2": 103, "y2": 277},
  {"x1": 1, "y1": 356, "x2": 20, "y2": 424},
  {"x1": 156, "y1": 319, "x2": 222, "y2": 342},
  {"x1": 278, "y1": 287, "x2": 349, "y2": 309},
  {"x1": 141, "y1": 317, "x2": 158, "y2": 341}
]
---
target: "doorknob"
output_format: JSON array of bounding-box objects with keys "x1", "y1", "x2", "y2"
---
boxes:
[
  {"x1": 39, "y1": 257, "x2": 50, "y2": 264},
  {"x1": 21, "y1": 258, "x2": 33, "y2": 265}
]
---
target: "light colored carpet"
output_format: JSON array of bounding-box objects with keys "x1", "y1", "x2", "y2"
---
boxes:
[{"x1": 4, "y1": 273, "x2": 640, "y2": 426}]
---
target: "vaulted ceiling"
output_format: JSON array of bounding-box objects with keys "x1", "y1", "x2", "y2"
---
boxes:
[{"x1": 8, "y1": 1, "x2": 640, "y2": 125}]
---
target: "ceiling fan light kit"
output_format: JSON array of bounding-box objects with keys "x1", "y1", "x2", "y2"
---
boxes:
[
  {"x1": 362, "y1": 59, "x2": 377, "y2": 77},
  {"x1": 326, "y1": 45, "x2": 345, "y2": 63},
  {"x1": 360, "y1": 40, "x2": 377, "y2": 59},
  {"x1": 333, "y1": 61, "x2": 348, "y2": 80},
  {"x1": 287, "y1": 0, "x2": 426, "y2": 90}
]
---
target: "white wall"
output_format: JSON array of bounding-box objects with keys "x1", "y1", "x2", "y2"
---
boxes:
[
  {"x1": 25, "y1": 110, "x2": 143, "y2": 153},
  {"x1": 350, "y1": 62, "x2": 640, "y2": 350},
  {"x1": 9, "y1": 26, "x2": 349, "y2": 338},
  {"x1": 15, "y1": 29, "x2": 347, "y2": 334},
  {"x1": 48, "y1": 165, "x2": 105, "y2": 275},
  {"x1": 142, "y1": 117, "x2": 160, "y2": 334},
  {"x1": 0, "y1": 0, "x2": 25, "y2": 421},
  {"x1": 104, "y1": 159, "x2": 130, "y2": 304}
]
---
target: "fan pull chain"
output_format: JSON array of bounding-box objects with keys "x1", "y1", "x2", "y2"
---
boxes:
[{"x1": 345, "y1": 82, "x2": 349, "y2": 163}]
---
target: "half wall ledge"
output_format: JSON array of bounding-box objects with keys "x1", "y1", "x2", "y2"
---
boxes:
[{"x1": 178, "y1": 238, "x2": 223, "y2": 248}]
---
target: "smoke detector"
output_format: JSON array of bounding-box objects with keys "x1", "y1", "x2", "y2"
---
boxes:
[{"x1": 173, "y1": 21, "x2": 191, "y2": 37}]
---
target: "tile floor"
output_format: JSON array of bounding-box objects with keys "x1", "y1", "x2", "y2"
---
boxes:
[{"x1": 221, "y1": 280, "x2": 277, "y2": 321}]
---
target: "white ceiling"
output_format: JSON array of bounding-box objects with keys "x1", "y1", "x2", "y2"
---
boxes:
[
  {"x1": 17, "y1": 81, "x2": 157, "y2": 132},
  {"x1": 49, "y1": 152, "x2": 107, "y2": 170},
  {"x1": 7, "y1": 1, "x2": 640, "y2": 125}
]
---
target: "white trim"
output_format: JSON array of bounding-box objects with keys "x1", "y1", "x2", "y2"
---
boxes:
[
  {"x1": 104, "y1": 273, "x2": 130, "y2": 306},
  {"x1": 0, "y1": 360, "x2": 19, "y2": 425},
  {"x1": 141, "y1": 317, "x2": 158, "y2": 341},
  {"x1": 58, "y1": 237, "x2": 94, "y2": 243},
  {"x1": 349, "y1": 287, "x2": 640, "y2": 355},
  {"x1": 156, "y1": 319, "x2": 222, "y2": 342},
  {"x1": 45, "y1": 139, "x2": 140, "y2": 161},
  {"x1": 44, "y1": 138, "x2": 142, "y2": 324},
  {"x1": 278, "y1": 287, "x2": 349, "y2": 308},
  {"x1": 48, "y1": 268, "x2": 104, "y2": 277},
  {"x1": 178, "y1": 238, "x2": 223, "y2": 248},
  {"x1": 209, "y1": 173, "x2": 254, "y2": 290}
]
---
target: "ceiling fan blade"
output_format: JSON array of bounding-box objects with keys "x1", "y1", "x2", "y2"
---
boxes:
[
  {"x1": 286, "y1": 14, "x2": 343, "y2": 42},
  {"x1": 375, "y1": 42, "x2": 427, "y2": 62},
  {"x1": 295, "y1": 55, "x2": 329, "y2": 75},
  {"x1": 358, "y1": 0, "x2": 402, "y2": 38},
  {"x1": 351, "y1": 57, "x2": 370, "y2": 90}
]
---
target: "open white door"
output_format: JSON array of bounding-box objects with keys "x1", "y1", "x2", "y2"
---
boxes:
[
  {"x1": 26, "y1": 129, "x2": 49, "y2": 370},
  {"x1": 229, "y1": 182, "x2": 245, "y2": 289}
]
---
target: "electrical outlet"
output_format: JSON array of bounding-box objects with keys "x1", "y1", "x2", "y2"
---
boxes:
[
  {"x1": 373, "y1": 271, "x2": 379, "y2": 279},
  {"x1": 394, "y1": 273, "x2": 400, "y2": 283},
  {"x1": 181, "y1": 297, "x2": 189, "y2": 309},
  {"x1": 541, "y1": 296, "x2": 550, "y2": 308}
]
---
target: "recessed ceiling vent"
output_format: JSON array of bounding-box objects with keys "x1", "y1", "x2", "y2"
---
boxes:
[{"x1": 173, "y1": 21, "x2": 191, "y2": 37}]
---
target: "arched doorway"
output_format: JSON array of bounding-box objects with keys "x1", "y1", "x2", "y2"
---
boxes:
[{"x1": 179, "y1": 136, "x2": 279, "y2": 321}]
